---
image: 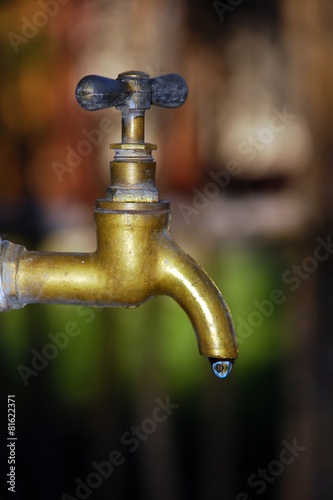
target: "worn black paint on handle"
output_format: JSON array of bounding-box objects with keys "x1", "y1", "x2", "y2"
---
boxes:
[
  {"x1": 151, "y1": 74, "x2": 188, "y2": 108},
  {"x1": 76, "y1": 75, "x2": 125, "y2": 111},
  {"x1": 76, "y1": 72, "x2": 188, "y2": 112}
]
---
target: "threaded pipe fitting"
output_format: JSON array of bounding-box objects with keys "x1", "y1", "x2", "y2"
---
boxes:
[{"x1": 0, "y1": 238, "x2": 25, "y2": 312}]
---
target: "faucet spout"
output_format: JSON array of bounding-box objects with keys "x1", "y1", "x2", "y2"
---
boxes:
[
  {"x1": 0, "y1": 202, "x2": 238, "y2": 368},
  {"x1": 156, "y1": 236, "x2": 238, "y2": 363}
]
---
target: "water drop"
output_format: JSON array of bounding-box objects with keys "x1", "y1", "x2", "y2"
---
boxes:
[{"x1": 209, "y1": 359, "x2": 233, "y2": 379}]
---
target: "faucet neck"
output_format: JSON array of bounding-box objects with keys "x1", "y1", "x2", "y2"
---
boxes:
[
  {"x1": 75, "y1": 70, "x2": 188, "y2": 205},
  {"x1": 107, "y1": 143, "x2": 159, "y2": 203},
  {"x1": 116, "y1": 71, "x2": 150, "y2": 144}
]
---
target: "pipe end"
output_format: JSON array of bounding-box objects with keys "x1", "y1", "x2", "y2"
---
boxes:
[{"x1": 0, "y1": 238, "x2": 8, "y2": 312}]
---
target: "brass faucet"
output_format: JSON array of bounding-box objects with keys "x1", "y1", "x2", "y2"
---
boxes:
[{"x1": 0, "y1": 71, "x2": 238, "y2": 378}]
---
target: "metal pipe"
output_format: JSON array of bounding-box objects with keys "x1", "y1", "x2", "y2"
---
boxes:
[{"x1": 0, "y1": 202, "x2": 238, "y2": 364}]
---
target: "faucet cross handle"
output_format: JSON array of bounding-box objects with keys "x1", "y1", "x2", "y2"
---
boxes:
[{"x1": 75, "y1": 71, "x2": 188, "y2": 144}]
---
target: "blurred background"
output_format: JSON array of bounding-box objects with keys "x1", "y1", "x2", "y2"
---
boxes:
[{"x1": 0, "y1": 0, "x2": 333, "y2": 498}]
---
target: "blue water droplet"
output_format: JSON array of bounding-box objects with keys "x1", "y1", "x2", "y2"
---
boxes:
[{"x1": 211, "y1": 360, "x2": 233, "y2": 379}]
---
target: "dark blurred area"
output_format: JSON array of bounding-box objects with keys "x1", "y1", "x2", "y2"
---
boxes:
[{"x1": 0, "y1": 0, "x2": 333, "y2": 499}]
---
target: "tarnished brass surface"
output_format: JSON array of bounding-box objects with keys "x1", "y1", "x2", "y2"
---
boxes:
[
  {"x1": 122, "y1": 112, "x2": 145, "y2": 144},
  {"x1": 110, "y1": 144, "x2": 157, "y2": 151},
  {"x1": 0, "y1": 70, "x2": 238, "y2": 368},
  {"x1": 0, "y1": 200, "x2": 237, "y2": 360},
  {"x1": 107, "y1": 161, "x2": 158, "y2": 202}
]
